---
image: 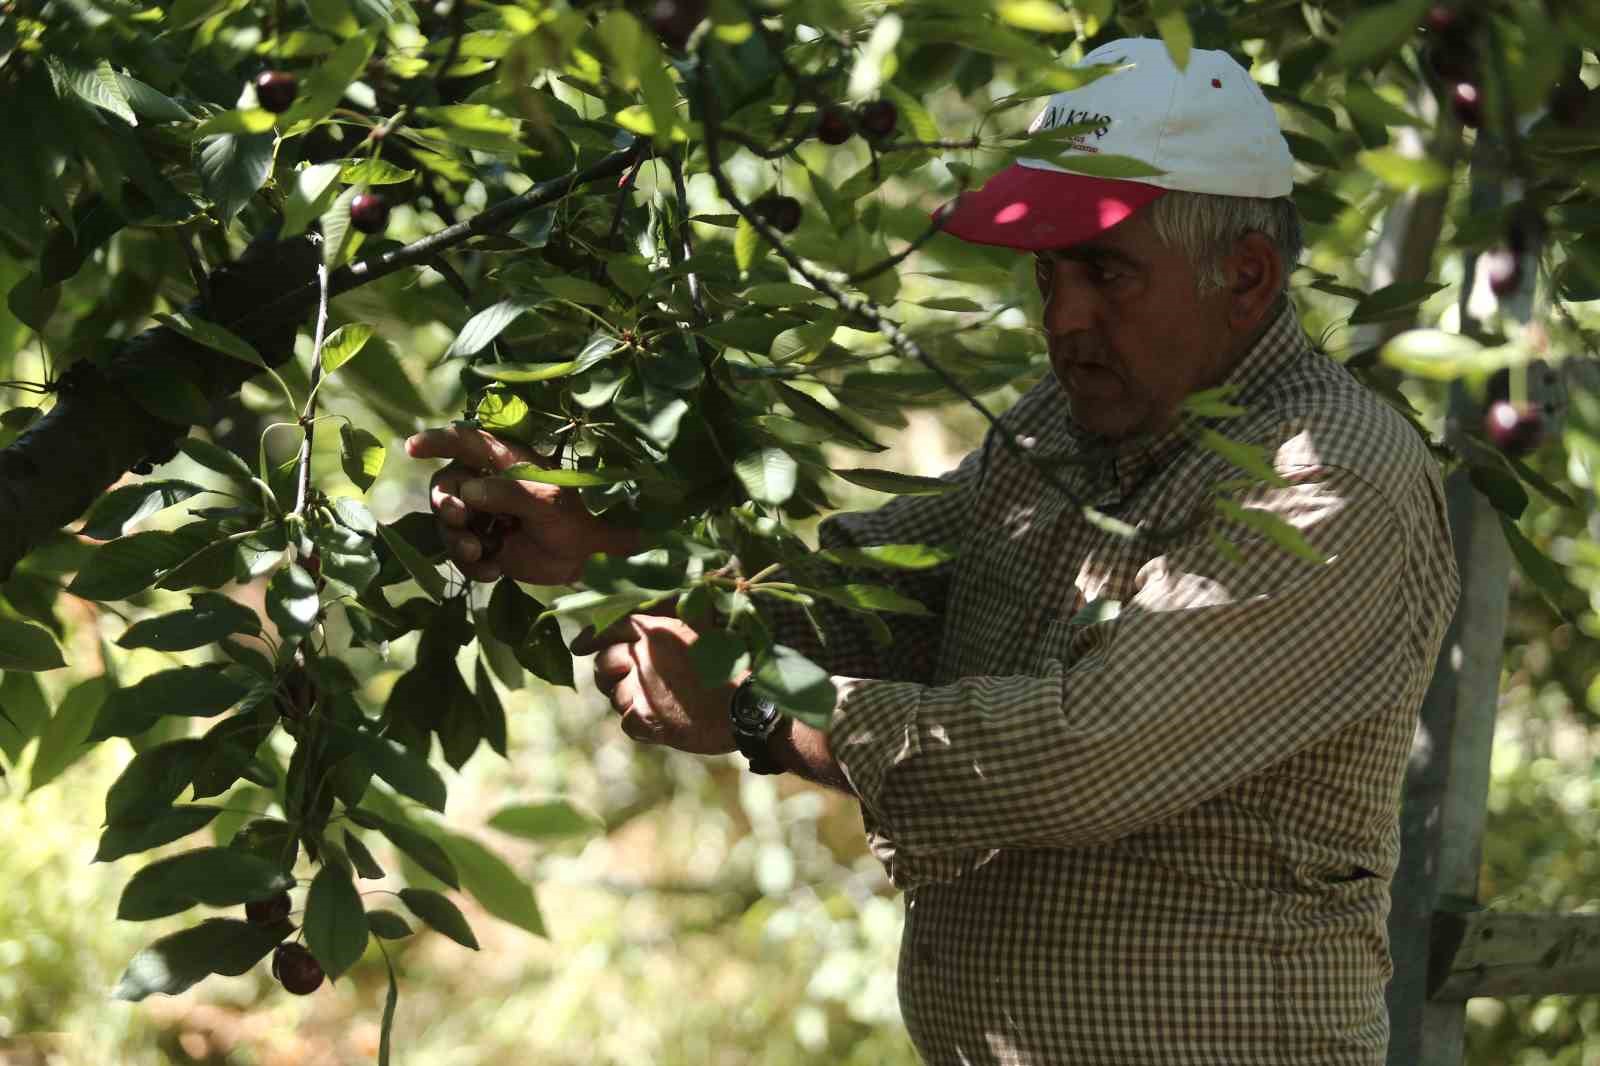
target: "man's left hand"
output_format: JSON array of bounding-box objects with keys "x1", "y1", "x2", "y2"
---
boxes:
[{"x1": 572, "y1": 615, "x2": 740, "y2": 755}]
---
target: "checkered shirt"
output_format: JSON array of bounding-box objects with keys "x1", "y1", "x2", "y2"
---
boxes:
[{"x1": 776, "y1": 305, "x2": 1460, "y2": 1065}]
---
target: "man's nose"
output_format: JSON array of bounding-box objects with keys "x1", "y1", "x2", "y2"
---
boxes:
[{"x1": 1041, "y1": 263, "x2": 1101, "y2": 335}]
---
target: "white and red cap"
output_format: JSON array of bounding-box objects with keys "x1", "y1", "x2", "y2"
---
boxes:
[{"x1": 939, "y1": 38, "x2": 1294, "y2": 251}]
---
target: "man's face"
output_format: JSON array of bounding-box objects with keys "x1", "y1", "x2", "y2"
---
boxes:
[{"x1": 1035, "y1": 209, "x2": 1236, "y2": 440}]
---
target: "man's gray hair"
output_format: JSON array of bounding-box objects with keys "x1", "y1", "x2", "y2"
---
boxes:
[{"x1": 1145, "y1": 192, "x2": 1302, "y2": 296}]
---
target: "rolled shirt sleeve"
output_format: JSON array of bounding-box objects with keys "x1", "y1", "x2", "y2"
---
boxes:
[{"x1": 827, "y1": 460, "x2": 1426, "y2": 887}]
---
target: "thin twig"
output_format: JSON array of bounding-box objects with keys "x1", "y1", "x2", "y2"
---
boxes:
[
  {"x1": 181, "y1": 230, "x2": 214, "y2": 311},
  {"x1": 429, "y1": 254, "x2": 473, "y2": 305},
  {"x1": 848, "y1": 214, "x2": 950, "y2": 285},
  {"x1": 666, "y1": 152, "x2": 707, "y2": 323},
  {"x1": 608, "y1": 140, "x2": 649, "y2": 245},
  {"x1": 294, "y1": 263, "x2": 331, "y2": 518}
]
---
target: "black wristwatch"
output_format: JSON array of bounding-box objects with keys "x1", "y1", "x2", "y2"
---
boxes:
[{"x1": 729, "y1": 675, "x2": 783, "y2": 775}]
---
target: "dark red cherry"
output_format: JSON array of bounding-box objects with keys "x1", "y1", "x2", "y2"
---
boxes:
[
  {"x1": 647, "y1": 0, "x2": 706, "y2": 50},
  {"x1": 246, "y1": 890, "x2": 292, "y2": 926},
  {"x1": 254, "y1": 70, "x2": 299, "y2": 114},
  {"x1": 755, "y1": 195, "x2": 802, "y2": 234},
  {"x1": 271, "y1": 943, "x2": 324, "y2": 995},
  {"x1": 1483, "y1": 400, "x2": 1544, "y2": 457},
  {"x1": 857, "y1": 99, "x2": 898, "y2": 141},
  {"x1": 1451, "y1": 81, "x2": 1483, "y2": 127},
  {"x1": 349, "y1": 192, "x2": 390, "y2": 234},
  {"x1": 815, "y1": 106, "x2": 854, "y2": 145},
  {"x1": 1482, "y1": 246, "x2": 1522, "y2": 297}
]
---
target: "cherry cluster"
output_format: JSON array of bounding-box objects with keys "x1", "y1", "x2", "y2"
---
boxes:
[
  {"x1": 814, "y1": 99, "x2": 899, "y2": 146},
  {"x1": 1423, "y1": 5, "x2": 1592, "y2": 132},
  {"x1": 247, "y1": 891, "x2": 326, "y2": 995}
]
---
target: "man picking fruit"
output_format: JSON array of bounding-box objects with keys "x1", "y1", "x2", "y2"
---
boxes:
[{"x1": 408, "y1": 37, "x2": 1459, "y2": 1066}]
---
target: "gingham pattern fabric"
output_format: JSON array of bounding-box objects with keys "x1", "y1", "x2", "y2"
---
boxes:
[{"x1": 776, "y1": 304, "x2": 1459, "y2": 1065}]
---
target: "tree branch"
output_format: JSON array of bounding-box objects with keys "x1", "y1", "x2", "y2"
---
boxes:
[{"x1": 0, "y1": 147, "x2": 635, "y2": 580}]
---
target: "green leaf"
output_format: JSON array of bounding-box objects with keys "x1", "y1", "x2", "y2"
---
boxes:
[
  {"x1": 399, "y1": 888, "x2": 479, "y2": 949},
  {"x1": 344, "y1": 829, "x2": 386, "y2": 879},
  {"x1": 68, "y1": 527, "x2": 217, "y2": 601},
  {"x1": 340, "y1": 423, "x2": 386, "y2": 492},
  {"x1": 180, "y1": 437, "x2": 254, "y2": 483},
  {"x1": 743, "y1": 282, "x2": 820, "y2": 307},
  {"x1": 437, "y1": 832, "x2": 545, "y2": 937},
  {"x1": 28, "y1": 677, "x2": 107, "y2": 791},
  {"x1": 81, "y1": 480, "x2": 208, "y2": 540},
  {"x1": 1349, "y1": 281, "x2": 1447, "y2": 325},
  {"x1": 113, "y1": 917, "x2": 294, "y2": 1001},
  {"x1": 304, "y1": 864, "x2": 369, "y2": 980},
  {"x1": 1379, "y1": 329, "x2": 1494, "y2": 381},
  {"x1": 339, "y1": 158, "x2": 416, "y2": 185},
  {"x1": 473, "y1": 660, "x2": 507, "y2": 758},
  {"x1": 88, "y1": 666, "x2": 247, "y2": 741},
  {"x1": 813, "y1": 583, "x2": 931, "y2": 615},
  {"x1": 0, "y1": 671, "x2": 49, "y2": 762},
  {"x1": 55, "y1": 59, "x2": 136, "y2": 124},
  {"x1": 1194, "y1": 430, "x2": 1287, "y2": 487},
  {"x1": 1329, "y1": 0, "x2": 1431, "y2": 68},
  {"x1": 773, "y1": 384, "x2": 884, "y2": 453},
  {"x1": 830, "y1": 468, "x2": 960, "y2": 495},
  {"x1": 734, "y1": 215, "x2": 761, "y2": 275},
  {"x1": 487, "y1": 800, "x2": 603, "y2": 841},
  {"x1": 812, "y1": 544, "x2": 956, "y2": 570},
  {"x1": 321, "y1": 324, "x2": 375, "y2": 375},
  {"x1": 280, "y1": 32, "x2": 376, "y2": 130},
  {"x1": 346, "y1": 732, "x2": 448, "y2": 812},
  {"x1": 117, "y1": 846, "x2": 295, "y2": 920},
  {"x1": 115, "y1": 75, "x2": 193, "y2": 122},
  {"x1": 193, "y1": 108, "x2": 278, "y2": 136},
  {"x1": 96, "y1": 806, "x2": 223, "y2": 864},
  {"x1": 104, "y1": 738, "x2": 206, "y2": 825},
  {"x1": 1214, "y1": 499, "x2": 1328, "y2": 564},
  {"x1": 118, "y1": 594, "x2": 260, "y2": 651},
  {"x1": 266, "y1": 563, "x2": 320, "y2": 638},
  {"x1": 280, "y1": 163, "x2": 345, "y2": 238},
  {"x1": 487, "y1": 579, "x2": 575, "y2": 689},
  {"x1": 1154, "y1": 8, "x2": 1193, "y2": 71},
  {"x1": 534, "y1": 275, "x2": 612, "y2": 305},
  {"x1": 377, "y1": 522, "x2": 447, "y2": 602},
  {"x1": 0, "y1": 618, "x2": 65, "y2": 671},
  {"x1": 501, "y1": 464, "x2": 628, "y2": 487},
  {"x1": 752, "y1": 645, "x2": 836, "y2": 729},
  {"x1": 1358, "y1": 148, "x2": 1450, "y2": 192},
  {"x1": 444, "y1": 300, "x2": 532, "y2": 360},
  {"x1": 1043, "y1": 153, "x2": 1165, "y2": 179},
  {"x1": 347, "y1": 808, "x2": 460, "y2": 887},
  {"x1": 368, "y1": 910, "x2": 413, "y2": 939},
  {"x1": 197, "y1": 133, "x2": 274, "y2": 221},
  {"x1": 735, "y1": 447, "x2": 798, "y2": 505},
  {"x1": 1498, "y1": 515, "x2": 1583, "y2": 621},
  {"x1": 470, "y1": 360, "x2": 581, "y2": 383}
]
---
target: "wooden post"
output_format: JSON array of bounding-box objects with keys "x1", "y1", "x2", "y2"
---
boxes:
[
  {"x1": 1385, "y1": 454, "x2": 1512, "y2": 1066},
  {"x1": 1384, "y1": 131, "x2": 1515, "y2": 1066}
]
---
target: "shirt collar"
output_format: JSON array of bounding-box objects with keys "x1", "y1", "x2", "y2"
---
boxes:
[{"x1": 1063, "y1": 300, "x2": 1312, "y2": 507}]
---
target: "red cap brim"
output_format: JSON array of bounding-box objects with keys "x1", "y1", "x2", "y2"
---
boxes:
[{"x1": 936, "y1": 164, "x2": 1168, "y2": 251}]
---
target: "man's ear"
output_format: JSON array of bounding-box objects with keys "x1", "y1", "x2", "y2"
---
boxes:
[{"x1": 1224, "y1": 232, "x2": 1284, "y2": 331}]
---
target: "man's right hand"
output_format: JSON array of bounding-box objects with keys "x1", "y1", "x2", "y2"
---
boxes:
[{"x1": 404, "y1": 424, "x2": 640, "y2": 585}]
